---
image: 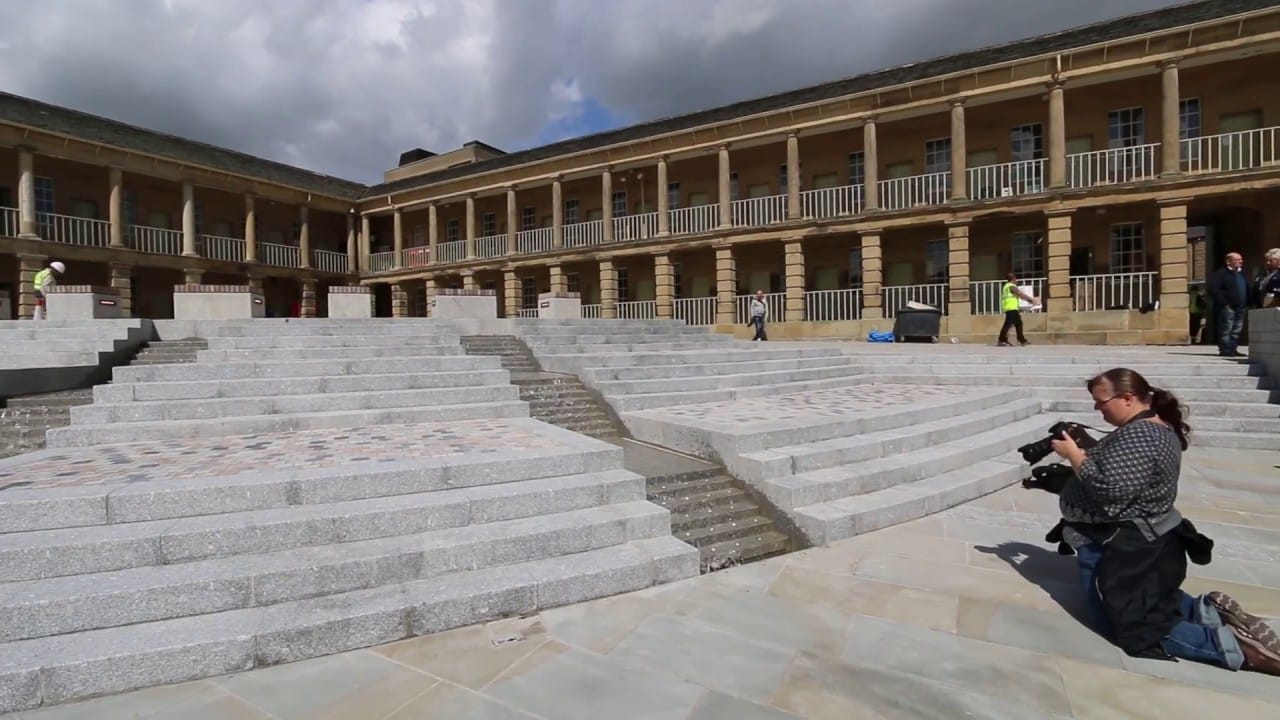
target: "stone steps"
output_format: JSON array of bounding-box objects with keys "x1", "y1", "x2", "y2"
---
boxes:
[
  {"x1": 591, "y1": 360, "x2": 868, "y2": 398},
  {"x1": 868, "y1": 372, "x2": 1276, "y2": 393},
  {"x1": 110, "y1": 354, "x2": 502, "y2": 383},
  {"x1": 197, "y1": 345, "x2": 465, "y2": 361},
  {"x1": 205, "y1": 334, "x2": 461, "y2": 349},
  {"x1": 583, "y1": 354, "x2": 866, "y2": 382},
  {"x1": 514, "y1": 375, "x2": 624, "y2": 440},
  {"x1": 0, "y1": 535, "x2": 695, "y2": 713},
  {"x1": 93, "y1": 369, "x2": 513, "y2": 403}
]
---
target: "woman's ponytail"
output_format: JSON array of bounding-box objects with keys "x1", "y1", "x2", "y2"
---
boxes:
[{"x1": 1151, "y1": 387, "x2": 1190, "y2": 450}]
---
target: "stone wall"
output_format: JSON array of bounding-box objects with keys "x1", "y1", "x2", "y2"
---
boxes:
[{"x1": 1248, "y1": 309, "x2": 1280, "y2": 383}]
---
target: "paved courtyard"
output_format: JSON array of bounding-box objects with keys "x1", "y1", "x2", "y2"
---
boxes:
[{"x1": 10, "y1": 444, "x2": 1279, "y2": 720}]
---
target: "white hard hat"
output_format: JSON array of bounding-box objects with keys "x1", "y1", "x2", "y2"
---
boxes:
[{"x1": 50, "y1": 262, "x2": 65, "y2": 273}]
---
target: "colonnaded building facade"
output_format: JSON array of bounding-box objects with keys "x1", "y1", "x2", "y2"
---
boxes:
[{"x1": 2, "y1": 0, "x2": 1278, "y2": 344}]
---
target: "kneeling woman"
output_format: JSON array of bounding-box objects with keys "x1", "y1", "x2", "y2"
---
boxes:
[{"x1": 1051, "y1": 368, "x2": 1280, "y2": 674}]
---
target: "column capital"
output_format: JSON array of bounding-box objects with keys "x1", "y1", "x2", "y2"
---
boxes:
[
  {"x1": 504, "y1": 184, "x2": 515, "y2": 192},
  {"x1": 949, "y1": 97, "x2": 966, "y2": 109},
  {"x1": 1157, "y1": 196, "x2": 1193, "y2": 208},
  {"x1": 944, "y1": 218, "x2": 971, "y2": 229},
  {"x1": 1158, "y1": 57, "x2": 1181, "y2": 70},
  {"x1": 717, "y1": 143, "x2": 730, "y2": 152},
  {"x1": 1045, "y1": 79, "x2": 1065, "y2": 92},
  {"x1": 657, "y1": 153, "x2": 668, "y2": 163},
  {"x1": 1044, "y1": 207, "x2": 1076, "y2": 218},
  {"x1": 786, "y1": 130, "x2": 798, "y2": 139},
  {"x1": 863, "y1": 115, "x2": 877, "y2": 126},
  {"x1": 15, "y1": 144, "x2": 37, "y2": 155}
]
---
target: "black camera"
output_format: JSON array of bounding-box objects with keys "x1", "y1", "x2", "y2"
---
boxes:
[
  {"x1": 1021, "y1": 463, "x2": 1075, "y2": 494},
  {"x1": 1016, "y1": 421, "x2": 1098, "y2": 465}
]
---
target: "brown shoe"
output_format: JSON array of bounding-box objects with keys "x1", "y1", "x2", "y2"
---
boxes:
[
  {"x1": 1207, "y1": 591, "x2": 1280, "y2": 655},
  {"x1": 1233, "y1": 627, "x2": 1280, "y2": 676}
]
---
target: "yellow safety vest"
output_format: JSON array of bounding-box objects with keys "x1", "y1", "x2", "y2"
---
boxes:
[
  {"x1": 1001, "y1": 282, "x2": 1020, "y2": 312},
  {"x1": 33, "y1": 269, "x2": 52, "y2": 293}
]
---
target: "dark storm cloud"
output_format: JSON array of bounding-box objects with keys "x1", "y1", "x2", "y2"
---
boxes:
[{"x1": 0, "y1": 0, "x2": 1180, "y2": 184}]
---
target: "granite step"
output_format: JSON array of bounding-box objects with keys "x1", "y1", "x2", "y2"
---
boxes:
[
  {"x1": 196, "y1": 345, "x2": 465, "y2": 362},
  {"x1": 0, "y1": 496, "x2": 664, "y2": 641},
  {"x1": 583, "y1": 354, "x2": 868, "y2": 382},
  {"x1": 608, "y1": 371, "x2": 879, "y2": 413},
  {"x1": 0, "y1": 535, "x2": 698, "y2": 714},
  {"x1": 4, "y1": 390, "x2": 95, "y2": 410},
  {"x1": 699, "y1": 531, "x2": 790, "y2": 572},
  {"x1": 110, "y1": 355, "x2": 502, "y2": 383},
  {"x1": 868, "y1": 372, "x2": 1277, "y2": 392},
  {"x1": 1047, "y1": 398, "x2": 1280, "y2": 419},
  {"x1": 205, "y1": 334, "x2": 459, "y2": 349},
  {"x1": 591, "y1": 360, "x2": 868, "y2": 397},
  {"x1": 93, "y1": 369, "x2": 512, "y2": 403},
  {"x1": 793, "y1": 460, "x2": 1026, "y2": 545},
  {"x1": 45, "y1": 401, "x2": 529, "y2": 448},
  {"x1": 70, "y1": 384, "x2": 521, "y2": 424},
  {"x1": 1052, "y1": 412, "x2": 1280, "y2": 444}
]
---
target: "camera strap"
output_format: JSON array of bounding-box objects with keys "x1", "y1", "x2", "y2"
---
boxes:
[{"x1": 1071, "y1": 409, "x2": 1157, "y2": 437}]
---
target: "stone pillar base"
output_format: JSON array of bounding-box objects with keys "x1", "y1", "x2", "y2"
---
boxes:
[
  {"x1": 432, "y1": 288, "x2": 498, "y2": 319},
  {"x1": 538, "y1": 292, "x2": 581, "y2": 319},
  {"x1": 300, "y1": 280, "x2": 318, "y2": 319},
  {"x1": 17, "y1": 253, "x2": 47, "y2": 320},
  {"x1": 173, "y1": 284, "x2": 266, "y2": 320},
  {"x1": 46, "y1": 285, "x2": 125, "y2": 319},
  {"x1": 109, "y1": 263, "x2": 133, "y2": 317},
  {"x1": 328, "y1": 286, "x2": 373, "y2": 318}
]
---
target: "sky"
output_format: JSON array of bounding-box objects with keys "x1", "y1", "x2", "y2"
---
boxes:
[{"x1": 0, "y1": 0, "x2": 1189, "y2": 185}]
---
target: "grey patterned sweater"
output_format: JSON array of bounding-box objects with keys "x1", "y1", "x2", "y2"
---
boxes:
[{"x1": 1059, "y1": 420, "x2": 1181, "y2": 529}]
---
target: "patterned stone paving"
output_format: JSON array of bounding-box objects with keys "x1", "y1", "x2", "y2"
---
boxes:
[
  {"x1": 639, "y1": 385, "x2": 989, "y2": 427},
  {"x1": 0, "y1": 419, "x2": 565, "y2": 492}
]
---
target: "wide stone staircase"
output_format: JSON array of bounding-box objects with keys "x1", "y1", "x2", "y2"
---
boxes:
[
  {"x1": 0, "y1": 319, "x2": 150, "y2": 398},
  {"x1": 127, "y1": 337, "x2": 208, "y2": 365},
  {"x1": 0, "y1": 318, "x2": 698, "y2": 713}
]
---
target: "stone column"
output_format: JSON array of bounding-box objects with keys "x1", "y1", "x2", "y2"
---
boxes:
[
  {"x1": 950, "y1": 100, "x2": 967, "y2": 201},
  {"x1": 715, "y1": 246, "x2": 737, "y2": 325},
  {"x1": 860, "y1": 233, "x2": 883, "y2": 320},
  {"x1": 784, "y1": 240, "x2": 806, "y2": 322},
  {"x1": 502, "y1": 269, "x2": 519, "y2": 318},
  {"x1": 17, "y1": 148, "x2": 38, "y2": 238},
  {"x1": 946, "y1": 220, "x2": 972, "y2": 331},
  {"x1": 244, "y1": 194, "x2": 258, "y2": 263},
  {"x1": 392, "y1": 282, "x2": 409, "y2": 318},
  {"x1": 183, "y1": 268, "x2": 204, "y2": 285},
  {"x1": 1160, "y1": 61, "x2": 1182, "y2": 177},
  {"x1": 717, "y1": 145, "x2": 732, "y2": 228},
  {"x1": 108, "y1": 167, "x2": 125, "y2": 248},
  {"x1": 360, "y1": 214, "x2": 371, "y2": 266},
  {"x1": 465, "y1": 194, "x2": 477, "y2": 258},
  {"x1": 1046, "y1": 210, "x2": 1074, "y2": 311},
  {"x1": 599, "y1": 259, "x2": 618, "y2": 319},
  {"x1": 549, "y1": 264, "x2": 566, "y2": 294},
  {"x1": 1047, "y1": 82, "x2": 1067, "y2": 189},
  {"x1": 346, "y1": 211, "x2": 357, "y2": 273},
  {"x1": 17, "y1": 253, "x2": 47, "y2": 319},
  {"x1": 601, "y1": 169, "x2": 615, "y2": 244},
  {"x1": 109, "y1": 262, "x2": 133, "y2": 316},
  {"x1": 181, "y1": 181, "x2": 198, "y2": 257},
  {"x1": 506, "y1": 187, "x2": 518, "y2": 254},
  {"x1": 656, "y1": 156, "x2": 670, "y2": 236},
  {"x1": 298, "y1": 206, "x2": 311, "y2": 269},
  {"x1": 461, "y1": 270, "x2": 476, "y2": 291},
  {"x1": 786, "y1": 133, "x2": 802, "y2": 220},
  {"x1": 1157, "y1": 200, "x2": 1190, "y2": 341},
  {"x1": 393, "y1": 209, "x2": 404, "y2": 269},
  {"x1": 654, "y1": 253, "x2": 674, "y2": 318},
  {"x1": 424, "y1": 277, "x2": 437, "y2": 317},
  {"x1": 863, "y1": 119, "x2": 879, "y2": 211},
  {"x1": 300, "y1": 279, "x2": 317, "y2": 318},
  {"x1": 427, "y1": 203, "x2": 439, "y2": 262},
  {"x1": 246, "y1": 270, "x2": 265, "y2": 298},
  {"x1": 552, "y1": 177, "x2": 564, "y2": 248}
]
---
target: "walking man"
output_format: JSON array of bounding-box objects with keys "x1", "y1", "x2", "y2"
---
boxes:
[
  {"x1": 31, "y1": 261, "x2": 65, "y2": 321},
  {"x1": 997, "y1": 272, "x2": 1037, "y2": 347},
  {"x1": 1254, "y1": 248, "x2": 1280, "y2": 309},
  {"x1": 1208, "y1": 252, "x2": 1249, "y2": 357},
  {"x1": 749, "y1": 290, "x2": 768, "y2": 342}
]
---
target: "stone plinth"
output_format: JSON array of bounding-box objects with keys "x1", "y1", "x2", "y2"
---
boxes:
[
  {"x1": 45, "y1": 285, "x2": 125, "y2": 319},
  {"x1": 173, "y1": 284, "x2": 265, "y2": 320},
  {"x1": 328, "y1": 286, "x2": 373, "y2": 319},
  {"x1": 538, "y1": 291, "x2": 582, "y2": 319},
  {"x1": 1248, "y1": 308, "x2": 1280, "y2": 383},
  {"x1": 431, "y1": 288, "x2": 497, "y2": 320}
]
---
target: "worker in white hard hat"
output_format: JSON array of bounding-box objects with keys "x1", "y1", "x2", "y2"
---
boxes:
[{"x1": 31, "y1": 261, "x2": 65, "y2": 320}]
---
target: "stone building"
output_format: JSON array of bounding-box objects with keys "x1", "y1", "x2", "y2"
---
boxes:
[{"x1": 3, "y1": 0, "x2": 1278, "y2": 343}]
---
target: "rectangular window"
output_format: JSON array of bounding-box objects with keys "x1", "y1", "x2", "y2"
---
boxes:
[
  {"x1": 730, "y1": 172, "x2": 740, "y2": 201},
  {"x1": 924, "y1": 139, "x2": 951, "y2": 174},
  {"x1": 779, "y1": 164, "x2": 788, "y2": 195},
  {"x1": 1109, "y1": 222, "x2": 1145, "y2": 273},
  {"x1": 123, "y1": 191, "x2": 137, "y2": 227},
  {"x1": 1011, "y1": 231, "x2": 1045, "y2": 278},
  {"x1": 672, "y1": 262, "x2": 682, "y2": 300},
  {"x1": 1179, "y1": 98, "x2": 1201, "y2": 166},
  {"x1": 848, "y1": 248, "x2": 863, "y2": 289},
  {"x1": 564, "y1": 199, "x2": 579, "y2": 225},
  {"x1": 34, "y1": 177, "x2": 55, "y2": 215},
  {"x1": 566, "y1": 272, "x2": 581, "y2": 294},
  {"x1": 925, "y1": 239, "x2": 949, "y2": 282},
  {"x1": 69, "y1": 199, "x2": 98, "y2": 220},
  {"x1": 611, "y1": 191, "x2": 628, "y2": 217},
  {"x1": 520, "y1": 206, "x2": 536, "y2": 232},
  {"x1": 848, "y1": 151, "x2": 865, "y2": 186},
  {"x1": 1010, "y1": 123, "x2": 1044, "y2": 162},
  {"x1": 667, "y1": 182, "x2": 681, "y2": 210},
  {"x1": 411, "y1": 225, "x2": 426, "y2": 246},
  {"x1": 445, "y1": 219, "x2": 459, "y2": 243},
  {"x1": 616, "y1": 267, "x2": 630, "y2": 303},
  {"x1": 481, "y1": 212, "x2": 496, "y2": 236},
  {"x1": 1107, "y1": 107, "x2": 1145, "y2": 148},
  {"x1": 520, "y1": 276, "x2": 537, "y2": 309}
]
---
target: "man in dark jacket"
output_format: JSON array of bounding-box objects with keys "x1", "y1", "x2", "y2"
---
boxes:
[{"x1": 1207, "y1": 252, "x2": 1248, "y2": 357}]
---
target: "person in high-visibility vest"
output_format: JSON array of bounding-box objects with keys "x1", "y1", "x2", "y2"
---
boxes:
[
  {"x1": 997, "y1": 272, "x2": 1038, "y2": 347},
  {"x1": 32, "y1": 261, "x2": 65, "y2": 320}
]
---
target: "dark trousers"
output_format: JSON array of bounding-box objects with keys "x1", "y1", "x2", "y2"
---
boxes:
[
  {"x1": 751, "y1": 316, "x2": 768, "y2": 341},
  {"x1": 998, "y1": 310, "x2": 1026, "y2": 344},
  {"x1": 1215, "y1": 306, "x2": 1246, "y2": 355}
]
